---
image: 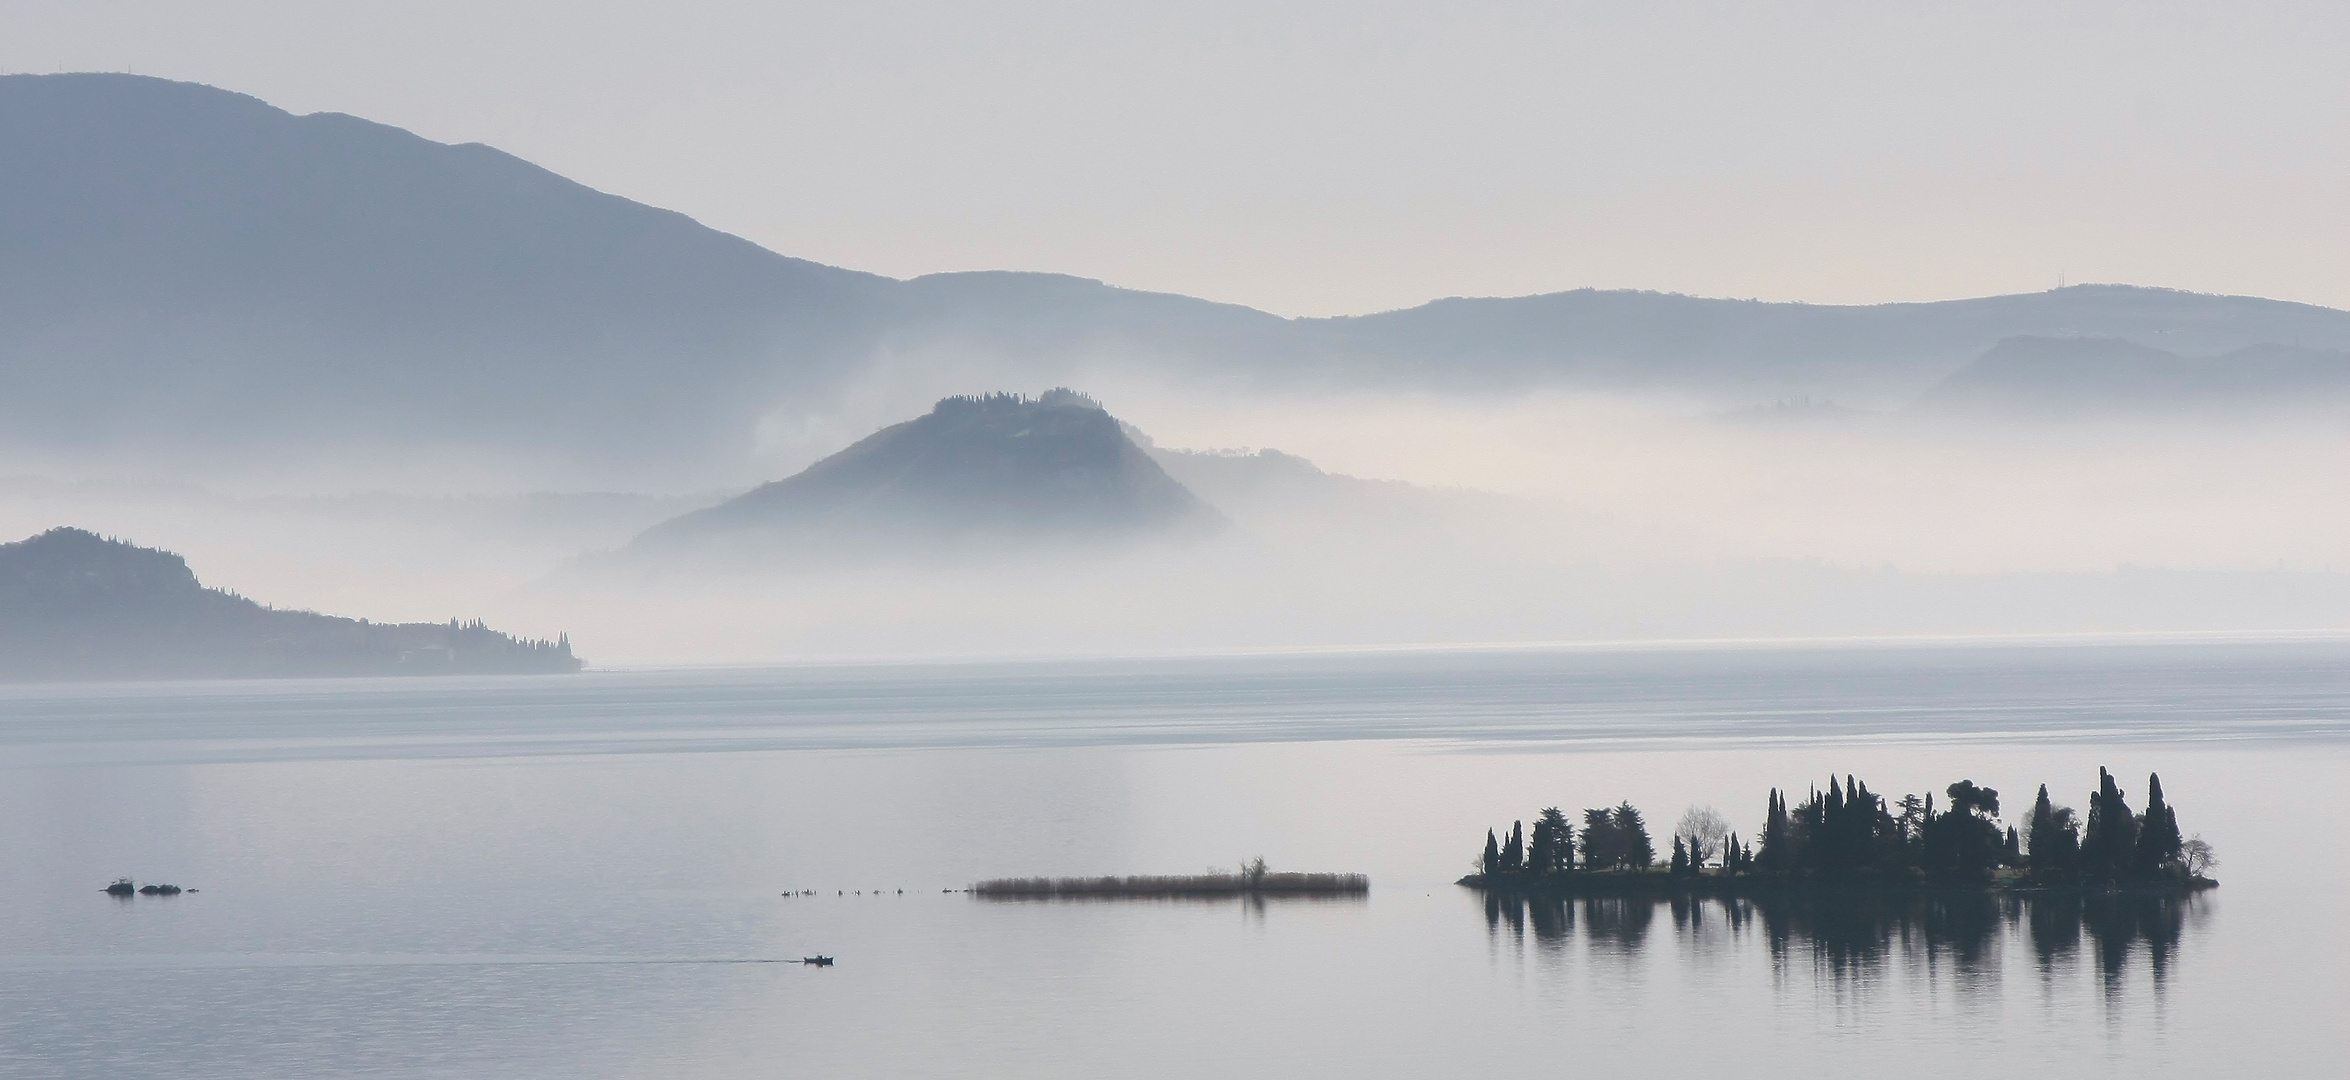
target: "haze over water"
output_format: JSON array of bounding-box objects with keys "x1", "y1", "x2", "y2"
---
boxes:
[{"x1": 4, "y1": 637, "x2": 2342, "y2": 1078}]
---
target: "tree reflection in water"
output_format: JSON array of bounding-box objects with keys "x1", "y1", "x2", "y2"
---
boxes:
[{"x1": 1483, "y1": 890, "x2": 2205, "y2": 994}]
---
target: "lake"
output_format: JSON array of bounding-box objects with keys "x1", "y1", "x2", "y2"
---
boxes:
[{"x1": 3, "y1": 637, "x2": 2344, "y2": 1078}]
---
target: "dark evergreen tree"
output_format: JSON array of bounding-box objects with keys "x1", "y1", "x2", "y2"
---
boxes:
[
  {"x1": 2080, "y1": 767, "x2": 2140, "y2": 883},
  {"x1": 1894, "y1": 794, "x2": 1927, "y2": 844},
  {"x1": 1613, "y1": 802, "x2": 1655, "y2": 869},
  {"x1": 2133, "y1": 773, "x2": 2184, "y2": 879},
  {"x1": 1501, "y1": 821, "x2": 1525, "y2": 874},
  {"x1": 1482, "y1": 829, "x2": 1500, "y2": 878},
  {"x1": 1757, "y1": 789, "x2": 1798, "y2": 873},
  {"x1": 1531, "y1": 807, "x2": 1573, "y2": 875},
  {"x1": 1792, "y1": 774, "x2": 1898, "y2": 875},
  {"x1": 1583, "y1": 807, "x2": 1621, "y2": 870},
  {"x1": 1920, "y1": 780, "x2": 2005, "y2": 880},
  {"x1": 1670, "y1": 835, "x2": 1689, "y2": 875},
  {"x1": 2025, "y1": 784, "x2": 2078, "y2": 880},
  {"x1": 1945, "y1": 779, "x2": 1999, "y2": 818}
]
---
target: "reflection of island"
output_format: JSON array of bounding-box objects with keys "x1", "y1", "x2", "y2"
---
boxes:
[
  {"x1": 1462, "y1": 768, "x2": 2214, "y2": 896},
  {"x1": 0, "y1": 527, "x2": 581, "y2": 682},
  {"x1": 1481, "y1": 889, "x2": 2202, "y2": 988}
]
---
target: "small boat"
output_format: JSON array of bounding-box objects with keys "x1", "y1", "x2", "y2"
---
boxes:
[{"x1": 799, "y1": 955, "x2": 834, "y2": 967}]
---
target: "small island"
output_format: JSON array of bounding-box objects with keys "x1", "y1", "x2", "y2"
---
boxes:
[
  {"x1": 974, "y1": 859, "x2": 1367, "y2": 900},
  {"x1": 1462, "y1": 767, "x2": 2215, "y2": 897}
]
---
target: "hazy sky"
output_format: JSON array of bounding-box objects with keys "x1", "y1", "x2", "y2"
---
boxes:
[{"x1": 6, "y1": 0, "x2": 2346, "y2": 316}]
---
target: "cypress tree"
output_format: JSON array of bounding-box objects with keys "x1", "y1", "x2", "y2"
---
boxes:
[
  {"x1": 1671, "y1": 835, "x2": 1690, "y2": 875},
  {"x1": 2081, "y1": 767, "x2": 2139, "y2": 883},
  {"x1": 2133, "y1": 773, "x2": 2183, "y2": 879},
  {"x1": 1817, "y1": 779, "x2": 1846, "y2": 872},
  {"x1": 2025, "y1": 785, "x2": 2058, "y2": 875},
  {"x1": 1482, "y1": 829, "x2": 1500, "y2": 878},
  {"x1": 1758, "y1": 790, "x2": 1794, "y2": 873},
  {"x1": 1502, "y1": 821, "x2": 1525, "y2": 873}
]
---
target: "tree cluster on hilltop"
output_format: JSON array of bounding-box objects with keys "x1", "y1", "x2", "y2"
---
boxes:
[{"x1": 1474, "y1": 767, "x2": 2210, "y2": 889}]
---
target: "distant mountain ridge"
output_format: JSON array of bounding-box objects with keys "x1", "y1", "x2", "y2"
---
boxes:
[
  {"x1": 1915, "y1": 336, "x2": 2350, "y2": 416},
  {"x1": 635, "y1": 390, "x2": 1215, "y2": 559},
  {"x1": 0, "y1": 527, "x2": 580, "y2": 681},
  {"x1": 8, "y1": 72, "x2": 2350, "y2": 479}
]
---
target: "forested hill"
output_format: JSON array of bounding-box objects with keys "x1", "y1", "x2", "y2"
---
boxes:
[
  {"x1": 634, "y1": 390, "x2": 1216, "y2": 559},
  {"x1": 0, "y1": 527, "x2": 580, "y2": 681}
]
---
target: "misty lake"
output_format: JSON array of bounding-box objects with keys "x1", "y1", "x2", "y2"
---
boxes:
[{"x1": 3, "y1": 638, "x2": 2344, "y2": 1078}]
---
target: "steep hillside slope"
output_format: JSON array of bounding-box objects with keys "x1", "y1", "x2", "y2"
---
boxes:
[{"x1": 0, "y1": 73, "x2": 892, "y2": 466}]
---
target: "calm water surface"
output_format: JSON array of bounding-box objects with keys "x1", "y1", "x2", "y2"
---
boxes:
[{"x1": 2, "y1": 638, "x2": 2344, "y2": 1078}]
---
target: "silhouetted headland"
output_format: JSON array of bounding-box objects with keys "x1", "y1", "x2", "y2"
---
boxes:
[
  {"x1": 1, "y1": 527, "x2": 581, "y2": 682},
  {"x1": 973, "y1": 864, "x2": 1367, "y2": 900},
  {"x1": 1462, "y1": 768, "x2": 2215, "y2": 897}
]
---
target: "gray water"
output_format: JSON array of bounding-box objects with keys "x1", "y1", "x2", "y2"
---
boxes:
[{"x1": 3, "y1": 637, "x2": 2344, "y2": 1077}]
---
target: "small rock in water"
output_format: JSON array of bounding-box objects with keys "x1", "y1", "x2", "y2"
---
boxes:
[
  {"x1": 138, "y1": 884, "x2": 183, "y2": 896},
  {"x1": 104, "y1": 879, "x2": 136, "y2": 897}
]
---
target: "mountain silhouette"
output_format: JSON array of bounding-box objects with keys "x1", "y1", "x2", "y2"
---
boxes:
[
  {"x1": 634, "y1": 390, "x2": 1216, "y2": 559},
  {"x1": 0, "y1": 72, "x2": 891, "y2": 470},
  {"x1": 0, "y1": 527, "x2": 580, "y2": 681},
  {"x1": 10, "y1": 72, "x2": 2350, "y2": 480},
  {"x1": 1913, "y1": 336, "x2": 2350, "y2": 416}
]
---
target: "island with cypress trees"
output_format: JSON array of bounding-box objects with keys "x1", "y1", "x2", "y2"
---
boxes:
[{"x1": 1461, "y1": 768, "x2": 2216, "y2": 896}]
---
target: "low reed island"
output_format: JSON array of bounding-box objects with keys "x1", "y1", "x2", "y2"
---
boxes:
[
  {"x1": 1463, "y1": 767, "x2": 2216, "y2": 898},
  {"x1": 974, "y1": 860, "x2": 1368, "y2": 900}
]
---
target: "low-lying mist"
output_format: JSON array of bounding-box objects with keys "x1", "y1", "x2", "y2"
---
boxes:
[
  {"x1": 4, "y1": 379, "x2": 2342, "y2": 667},
  {"x1": 1103, "y1": 384, "x2": 2350, "y2": 574}
]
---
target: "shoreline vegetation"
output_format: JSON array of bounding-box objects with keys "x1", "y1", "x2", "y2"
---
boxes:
[
  {"x1": 1463, "y1": 767, "x2": 2216, "y2": 897},
  {"x1": 973, "y1": 861, "x2": 1368, "y2": 900}
]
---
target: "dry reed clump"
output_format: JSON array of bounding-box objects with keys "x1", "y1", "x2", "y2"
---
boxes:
[{"x1": 970, "y1": 872, "x2": 1369, "y2": 898}]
